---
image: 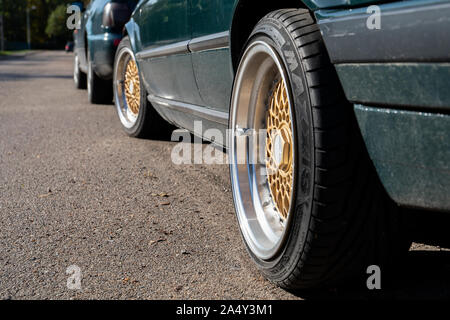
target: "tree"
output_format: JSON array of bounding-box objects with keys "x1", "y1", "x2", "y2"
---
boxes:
[
  {"x1": 1, "y1": 0, "x2": 85, "y2": 49},
  {"x1": 45, "y1": 4, "x2": 71, "y2": 40},
  {"x1": 2, "y1": 0, "x2": 27, "y2": 45}
]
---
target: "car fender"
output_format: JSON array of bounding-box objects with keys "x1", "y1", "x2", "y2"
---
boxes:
[{"x1": 124, "y1": 19, "x2": 140, "y2": 54}]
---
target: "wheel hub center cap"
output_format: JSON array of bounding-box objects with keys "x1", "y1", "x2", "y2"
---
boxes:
[{"x1": 272, "y1": 127, "x2": 291, "y2": 172}]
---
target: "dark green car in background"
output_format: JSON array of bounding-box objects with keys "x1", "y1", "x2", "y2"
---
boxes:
[
  {"x1": 73, "y1": 0, "x2": 137, "y2": 103},
  {"x1": 112, "y1": 0, "x2": 450, "y2": 290}
]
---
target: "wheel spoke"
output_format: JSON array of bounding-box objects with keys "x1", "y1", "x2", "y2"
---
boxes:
[
  {"x1": 266, "y1": 79, "x2": 294, "y2": 220},
  {"x1": 124, "y1": 59, "x2": 141, "y2": 116}
]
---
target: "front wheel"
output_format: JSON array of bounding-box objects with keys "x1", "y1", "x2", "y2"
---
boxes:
[
  {"x1": 113, "y1": 36, "x2": 170, "y2": 138},
  {"x1": 229, "y1": 9, "x2": 408, "y2": 290}
]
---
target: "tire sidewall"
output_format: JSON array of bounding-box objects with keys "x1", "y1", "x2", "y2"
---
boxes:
[{"x1": 236, "y1": 18, "x2": 315, "y2": 282}]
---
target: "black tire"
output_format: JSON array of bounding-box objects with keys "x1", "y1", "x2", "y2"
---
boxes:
[
  {"x1": 73, "y1": 53, "x2": 87, "y2": 89},
  {"x1": 87, "y1": 52, "x2": 112, "y2": 104},
  {"x1": 113, "y1": 36, "x2": 172, "y2": 138},
  {"x1": 234, "y1": 9, "x2": 409, "y2": 290}
]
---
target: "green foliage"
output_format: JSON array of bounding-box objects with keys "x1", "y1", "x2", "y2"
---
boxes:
[
  {"x1": 1, "y1": 0, "x2": 75, "y2": 48},
  {"x1": 1, "y1": 0, "x2": 27, "y2": 43},
  {"x1": 45, "y1": 4, "x2": 71, "y2": 39}
]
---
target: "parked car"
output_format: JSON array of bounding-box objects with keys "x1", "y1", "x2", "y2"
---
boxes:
[
  {"x1": 73, "y1": 0, "x2": 137, "y2": 104},
  {"x1": 113, "y1": 0, "x2": 450, "y2": 290},
  {"x1": 65, "y1": 41, "x2": 74, "y2": 53}
]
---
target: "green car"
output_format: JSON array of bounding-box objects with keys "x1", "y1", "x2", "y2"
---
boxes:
[
  {"x1": 113, "y1": 0, "x2": 450, "y2": 290},
  {"x1": 73, "y1": 0, "x2": 137, "y2": 103}
]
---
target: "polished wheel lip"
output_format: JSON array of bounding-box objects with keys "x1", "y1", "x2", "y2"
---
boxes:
[
  {"x1": 229, "y1": 40, "x2": 297, "y2": 261},
  {"x1": 87, "y1": 60, "x2": 92, "y2": 98},
  {"x1": 114, "y1": 47, "x2": 140, "y2": 129},
  {"x1": 74, "y1": 55, "x2": 79, "y2": 84}
]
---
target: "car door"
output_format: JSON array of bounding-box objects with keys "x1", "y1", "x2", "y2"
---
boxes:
[
  {"x1": 189, "y1": 0, "x2": 235, "y2": 113},
  {"x1": 133, "y1": 0, "x2": 202, "y2": 106}
]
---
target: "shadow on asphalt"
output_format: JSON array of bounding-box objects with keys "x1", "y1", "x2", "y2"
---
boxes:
[
  {"x1": 0, "y1": 51, "x2": 73, "y2": 81},
  {"x1": 294, "y1": 210, "x2": 450, "y2": 300},
  {"x1": 0, "y1": 73, "x2": 73, "y2": 81},
  {"x1": 0, "y1": 51, "x2": 70, "y2": 62},
  {"x1": 0, "y1": 52, "x2": 73, "y2": 82},
  {"x1": 297, "y1": 251, "x2": 450, "y2": 300}
]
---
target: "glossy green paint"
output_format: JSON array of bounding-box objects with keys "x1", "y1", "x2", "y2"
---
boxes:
[
  {"x1": 192, "y1": 49, "x2": 234, "y2": 112},
  {"x1": 189, "y1": 0, "x2": 234, "y2": 112},
  {"x1": 88, "y1": 33, "x2": 122, "y2": 78},
  {"x1": 336, "y1": 63, "x2": 450, "y2": 111},
  {"x1": 133, "y1": 0, "x2": 203, "y2": 105},
  {"x1": 85, "y1": 0, "x2": 111, "y2": 35},
  {"x1": 135, "y1": 0, "x2": 189, "y2": 47},
  {"x1": 124, "y1": 18, "x2": 139, "y2": 53},
  {"x1": 188, "y1": 0, "x2": 386, "y2": 38},
  {"x1": 190, "y1": 0, "x2": 235, "y2": 37},
  {"x1": 355, "y1": 105, "x2": 450, "y2": 211},
  {"x1": 302, "y1": 0, "x2": 386, "y2": 10},
  {"x1": 315, "y1": 0, "x2": 449, "y2": 19}
]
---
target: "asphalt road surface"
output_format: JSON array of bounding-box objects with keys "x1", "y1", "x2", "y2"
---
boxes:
[{"x1": 1, "y1": 51, "x2": 449, "y2": 300}]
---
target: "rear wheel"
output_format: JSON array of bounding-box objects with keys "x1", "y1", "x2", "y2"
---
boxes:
[
  {"x1": 229, "y1": 9, "x2": 408, "y2": 290},
  {"x1": 113, "y1": 37, "x2": 170, "y2": 138},
  {"x1": 87, "y1": 52, "x2": 112, "y2": 104},
  {"x1": 73, "y1": 53, "x2": 86, "y2": 89}
]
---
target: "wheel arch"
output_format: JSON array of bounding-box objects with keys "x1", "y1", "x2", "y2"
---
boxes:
[
  {"x1": 84, "y1": 31, "x2": 89, "y2": 61},
  {"x1": 230, "y1": 0, "x2": 310, "y2": 72},
  {"x1": 123, "y1": 19, "x2": 139, "y2": 54}
]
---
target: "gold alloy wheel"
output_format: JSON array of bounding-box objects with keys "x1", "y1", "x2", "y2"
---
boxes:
[
  {"x1": 124, "y1": 59, "x2": 141, "y2": 115},
  {"x1": 266, "y1": 79, "x2": 294, "y2": 220}
]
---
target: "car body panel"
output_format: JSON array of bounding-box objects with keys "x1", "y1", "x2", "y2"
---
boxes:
[
  {"x1": 126, "y1": 0, "x2": 450, "y2": 212},
  {"x1": 315, "y1": 0, "x2": 450, "y2": 211},
  {"x1": 355, "y1": 105, "x2": 450, "y2": 211},
  {"x1": 87, "y1": 32, "x2": 122, "y2": 78},
  {"x1": 134, "y1": 0, "x2": 203, "y2": 106},
  {"x1": 124, "y1": 18, "x2": 139, "y2": 53},
  {"x1": 336, "y1": 63, "x2": 450, "y2": 111},
  {"x1": 190, "y1": 1, "x2": 234, "y2": 112},
  {"x1": 191, "y1": 0, "x2": 235, "y2": 37},
  {"x1": 317, "y1": 0, "x2": 450, "y2": 110},
  {"x1": 302, "y1": 0, "x2": 389, "y2": 10},
  {"x1": 316, "y1": 0, "x2": 450, "y2": 63}
]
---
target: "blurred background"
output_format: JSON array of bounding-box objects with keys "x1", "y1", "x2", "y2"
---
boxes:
[{"x1": 0, "y1": 0, "x2": 88, "y2": 53}]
